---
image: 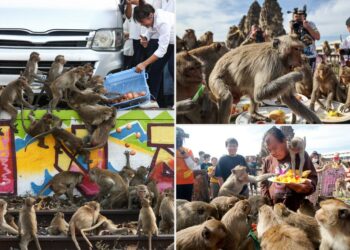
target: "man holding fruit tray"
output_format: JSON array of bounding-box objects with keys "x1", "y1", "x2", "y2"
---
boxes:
[{"x1": 260, "y1": 126, "x2": 318, "y2": 211}]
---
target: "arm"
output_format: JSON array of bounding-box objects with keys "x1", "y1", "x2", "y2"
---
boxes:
[
  {"x1": 287, "y1": 152, "x2": 317, "y2": 195},
  {"x1": 303, "y1": 21, "x2": 320, "y2": 41},
  {"x1": 215, "y1": 158, "x2": 224, "y2": 186},
  {"x1": 260, "y1": 159, "x2": 271, "y2": 199},
  {"x1": 125, "y1": 0, "x2": 139, "y2": 19}
]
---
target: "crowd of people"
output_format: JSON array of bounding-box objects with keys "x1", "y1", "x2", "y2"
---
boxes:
[
  {"x1": 176, "y1": 126, "x2": 350, "y2": 211},
  {"x1": 122, "y1": 0, "x2": 174, "y2": 108}
]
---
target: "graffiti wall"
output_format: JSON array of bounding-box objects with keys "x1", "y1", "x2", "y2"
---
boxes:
[{"x1": 0, "y1": 109, "x2": 174, "y2": 196}]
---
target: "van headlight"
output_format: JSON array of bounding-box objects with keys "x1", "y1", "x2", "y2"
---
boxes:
[{"x1": 91, "y1": 29, "x2": 123, "y2": 51}]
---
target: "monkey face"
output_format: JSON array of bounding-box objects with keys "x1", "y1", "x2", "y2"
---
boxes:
[
  {"x1": 232, "y1": 166, "x2": 249, "y2": 182},
  {"x1": 236, "y1": 200, "x2": 251, "y2": 215},
  {"x1": 316, "y1": 63, "x2": 333, "y2": 80},
  {"x1": 30, "y1": 52, "x2": 40, "y2": 62},
  {"x1": 17, "y1": 76, "x2": 29, "y2": 87},
  {"x1": 86, "y1": 201, "x2": 100, "y2": 211},
  {"x1": 339, "y1": 66, "x2": 350, "y2": 85},
  {"x1": 201, "y1": 219, "x2": 227, "y2": 248},
  {"x1": 25, "y1": 197, "x2": 36, "y2": 207},
  {"x1": 316, "y1": 199, "x2": 350, "y2": 227}
]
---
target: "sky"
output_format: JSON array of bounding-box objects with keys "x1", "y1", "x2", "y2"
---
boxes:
[
  {"x1": 176, "y1": 0, "x2": 350, "y2": 44},
  {"x1": 177, "y1": 125, "x2": 350, "y2": 158}
]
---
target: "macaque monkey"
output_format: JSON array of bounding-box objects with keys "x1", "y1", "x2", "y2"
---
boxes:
[
  {"x1": 88, "y1": 168, "x2": 128, "y2": 208},
  {"x1": 128, "y1": 184, "x2": 153, "y2": 209},
  {"x1": 119, "y1": 166, "x2": 135, "y2": 186},
  {"x1": 257, "y1": 205, "x2": 313, "y2": 250},
  {"x1": 130, "y1": 166, "x2": 148, "y2": 186},
  {"x1": 287, "y1": 136, "x2": 306, "y2": 176},
  {"x1": 189, "y1": 42, "x2": 229, "y2": 84},
  {"x1": 176, "y1": 218, "x2": 227, "y2": 250},
  {"x1": 182, "y1": 29, "x2": 198, "y2": 50},
  {"x1": 297, "y1": 199, "x2": 316, "y2": 217},
  {"x1": 256, "y1": 205, "x2": 282, "y2": 239},
  {"x1": 83, "y1": 107, "x2": 116, "y2": 148},
  {"x1": 21, "y1": 110, "x2": 62, "y2": 149},
  {"x1": 48, "y1": 55, "x2": 66, "y2": 83},
  {"x1": 137, "y1": 198, "x2": 158, "y2": 250},
  {"x1": 5, "y1": 214, "x2": 18, "y2": 232},
  {"x1": 274, "y1": 203, "x2": 320, "y2": 248},
  {"x1": 76, "y1": 63, "x2": 94, "y2": 89},
  {"x1": 226, "y1": 25, "x2": 245, "y2": 49},
  {"x1": 47, "y1": 212, "x2": 69, "y2": 235},
  {"x1": 19, "y1": 197, "x2": 41, "y2": 250},
  {"x1": 69, "y1": 201, "x2": 101, "y2": 250},
  {"x1": 247, "y1": 195, "x2": 271, "y2": 224},
  {"x1": 74, "y1": 104, "x2": 114, "y2": 133},
  {"x1": 176, "y1": 51, "x2": 204, "y2": 101},
  {"x1": 0, "y1": 76, "x2": 34, "y2": 131},
  {"x1": 322, "y1": 41, "x2": 332, "y2": 57},
  {"x1": 294, "y1": 55, "x2": 313, "y2": 98},
  {"x1": 37, "y1": 171, "x2": 84, "y2": 201},
  {"x1": 26, "y1": 127, "x2": 91, "y2": 164},
  {"x1": 315, "y1": 199, "x2": 350, "y2": 250},
  {"x1": 339, "y1": 65, "x2": 350, "y2": 112},
  {"x1": 158, "y1": 189, "x2": 174, "y2": 234},
  {"x1": 87, "y1": 75, "x2": 104, "y2": 88},
  {"x1": 221, "y1": 200, "x2": 252, "y2": 250},
  {"x1": 23, "y1": 52, "x2": 43, "y2": 85},
  {"x1": 0, "y1": 199, "x2": 18, "y2": 235},
  {"x1": 209, "y1": 34, "x2": 321, "y2": 124},
  {"x1": 176, "y1": 201, "x2": 219, "y2": 231},
  {"x1": 210, "y1": 196, "x2": 240, "y2": 219},
  {"x1": 49, "y1": 67, "x2": 85, "y2": 110},
  {"x1": 335, "y1": 177, "x2": 348, "y2": 197},
  {"x1": 67, "y1": 86, "x2": 115, "y2": 108},
  {"x1": 94, "y1": 214, "x2": 128, "y2": 235},
  {"x1": 198, "y1": 31, "x2": 214, "y2": 47},
  {"x1": 310, "y1": 61, "x2": 339, "y2": 112},
  {"x1": 218, "y1": 166, "x2": 275, "y2": 197},
  {"x1": 176, "y1": 36, "x2": 185, "y2": 53}
]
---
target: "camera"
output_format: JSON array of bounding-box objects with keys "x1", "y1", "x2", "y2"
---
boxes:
[{"x1": 288, "y1": 5, "x2": 313, "y2": 46}]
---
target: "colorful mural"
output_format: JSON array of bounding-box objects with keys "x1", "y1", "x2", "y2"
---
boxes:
[{"x1": 0, "y1": 109, "x2": 174, "y2": 196}]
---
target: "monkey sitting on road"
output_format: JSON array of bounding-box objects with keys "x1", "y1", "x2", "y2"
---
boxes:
[
  {"x1": 158, "y1": 189, "x2": 174, "y2": 234},
  {"x1": 37, "y1": 171, "x2": 84, "y2": 202},
  {"x1": 128, "y1": 184, "x2": 153, "y2": 209},
  {"x1": 218, "y1": 166, "x2": 275, "y2": 197}
]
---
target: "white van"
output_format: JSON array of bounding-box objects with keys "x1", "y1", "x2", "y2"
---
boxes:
[{"x1": 0, "y1": 0, "x2": 124, "y2": 89}]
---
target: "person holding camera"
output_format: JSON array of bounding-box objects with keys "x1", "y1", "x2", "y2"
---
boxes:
[
  {"x1": 241, "y1": 24, "x2": 266, "y2": 46},
  {"x1": 289, "y1": 7, "x2": 320, "y2": 70},
  {"x1": 176, "y1": 128, "x2": 195, "y2": 201}
]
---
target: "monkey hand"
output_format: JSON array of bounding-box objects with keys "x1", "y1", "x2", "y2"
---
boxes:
[
  {"x1": 340, "y1": 103, "x2": 350, "y2": 113},
  {"x1": 135, "y1": 63, "x2": 146, "y2": 73}
]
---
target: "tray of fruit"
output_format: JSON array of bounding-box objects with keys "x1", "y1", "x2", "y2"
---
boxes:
[
  {"x1": 268, "y1": 169, "x2": 311, "y2": 184},
  {"x1": 104, "y1": 68, "x2": 151, "y2": 110}
]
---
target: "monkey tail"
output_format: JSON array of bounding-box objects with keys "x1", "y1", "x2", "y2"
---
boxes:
[
  {"x1": 32, "y1": 233, "x2": 41, "y2": 250},
  {"x1": 148, "y1": 232, "x2": 152, "y2": 250},
  {"x1": 24, "y1": 128, "x2": 55, "y2": 152},
  {"x1": 20, "y1": 103, "x2": 30, "y2": 134},
  {"x1": 37, "y1": 180, "x2": 52, "y2": 197},
  {"x1": 70, "y1": 223, "x2": 81, "y2": 250}
]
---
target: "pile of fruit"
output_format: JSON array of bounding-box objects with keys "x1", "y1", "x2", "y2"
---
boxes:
[
  {"x1": 269, "y1": 169, "x2": 311, "y2": 184},
  {"x1": 111, "y1": 91, "x2": 147, "y2": 103}
]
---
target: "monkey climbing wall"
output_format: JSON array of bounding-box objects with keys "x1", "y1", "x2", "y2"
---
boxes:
[{"x1": 0, "y1": 109, "x2": 174, "y2": 196}]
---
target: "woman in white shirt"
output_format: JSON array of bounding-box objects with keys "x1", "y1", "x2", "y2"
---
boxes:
[{"x1": 133, "y1": 1, "x2": 174, "y2": 105}]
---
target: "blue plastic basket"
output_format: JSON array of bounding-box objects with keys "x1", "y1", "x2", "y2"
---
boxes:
[{"x1": 104, "y1": 67, "x2": 151, "y2": 110}]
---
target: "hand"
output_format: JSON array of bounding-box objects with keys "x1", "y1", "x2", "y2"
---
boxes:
[
  {"x1": 135, "y1": 62, "x2": 146, "y2": 73},
  {"x1": 140, "y1": 36, "x2": 149, "y2": 48},
  {"x1": 286, "y1": 179, "x2": 313, "y2": 194},
  {"x1": 303, "y1": 20, "x2": 311, "y2": 30}
]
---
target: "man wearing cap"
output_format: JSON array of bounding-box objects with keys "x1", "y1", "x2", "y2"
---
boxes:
[
  {"x1": 176, "y1": 127, "x2": 195, "y2": 201},
  {"x1": 289, "y1": 8, "x2": 320, "y2": 70}
]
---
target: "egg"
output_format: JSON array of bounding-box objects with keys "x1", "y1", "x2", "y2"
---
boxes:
[
  {"x1": 139, "y1": 91, "x2": 146, "y2": 96},
  {"x1": 126, "y1": 123, "x2": 132, "y2": 130},
  {"x1": 116, "y1": 128, "x2": 122, "y2": 133},
  {"x1": 130, "y1": 150, "x2": 136, "y2": 155},
  {"x1": 135, "y1": 132, "x2": 141, "y2": 138},
  {"x1": 125, "y1": 143, "x2": 130, "y2": 148},
  {"x1": 127, "y1": 92, "x2": 133, "y2": 99}
]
